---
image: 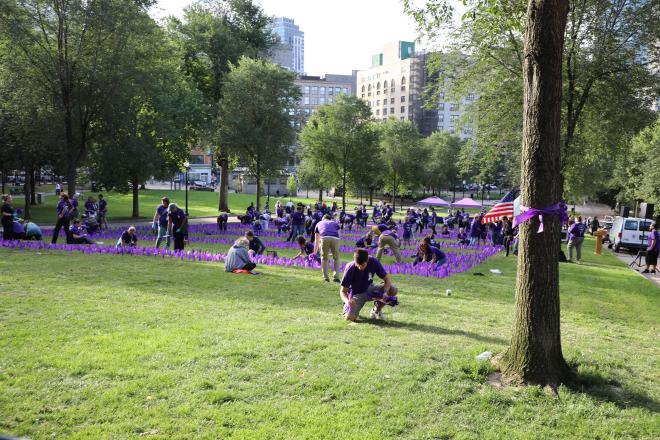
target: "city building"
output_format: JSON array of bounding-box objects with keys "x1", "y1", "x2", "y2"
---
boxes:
[
  {"x1": 356, "y1": 41, "x2": 476, "y2": 139},
  {"x1": 271, "y1": 17, "x2": 305, "y2": 74}
]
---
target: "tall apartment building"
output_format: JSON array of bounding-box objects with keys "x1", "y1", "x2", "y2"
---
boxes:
[
  {"x1": 271, "y1": 17, "x2": 305, "y2": 74},
  {"x1": 356, "y1": 41, "x2": 475, "y2": 139},
  {"x1": 284, "y1": 73, "x2": 356, "y2": 172}
]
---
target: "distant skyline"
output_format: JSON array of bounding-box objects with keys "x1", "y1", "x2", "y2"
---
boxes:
[{"x1": 150, "y1": 0, "x2": 431, "y2": 75}]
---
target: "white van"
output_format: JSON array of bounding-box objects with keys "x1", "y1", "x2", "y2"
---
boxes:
[{"x1": 608, "y1": 217, "x2": 653, "y2": 252}]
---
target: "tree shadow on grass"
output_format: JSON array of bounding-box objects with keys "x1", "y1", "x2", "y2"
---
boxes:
[
  {"x1": 363, "y1": 319, "x2": 508, "y2": 345},
  {"x1": 568, "y1": 369, "x2": 660, "y2": 413}
]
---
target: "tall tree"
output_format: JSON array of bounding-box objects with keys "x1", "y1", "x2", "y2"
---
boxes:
[
  {"x1": 379, "y1": 119, "x2": 423, "y2": 208},
  {"x1": 217, "y1": 57, "x2": 300, "y2": 211},
  {"x1": 405, "y1": 0, "x2": 573, "y2": 385},
  {"x1": 0, "y1": 0, "x2": 158, "y2": 195},
  {"x1": 423, "y1": 131, "x2": 462, "y2": 196},
  {"x1": 171, "y1": 0, "x2": 275, "y2": 212},
  {"x1": 300, "y1": 95, "x2": 380, "y2": 209}
]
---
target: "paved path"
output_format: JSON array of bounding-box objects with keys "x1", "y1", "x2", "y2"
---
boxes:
[{"x1": 608, "y1": 248, "x2": 660, "y2": 288}]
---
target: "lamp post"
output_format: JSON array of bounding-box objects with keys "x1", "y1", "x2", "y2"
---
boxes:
[{"x1": 183, "y1": 160, "x2": 190, "y2": 215}]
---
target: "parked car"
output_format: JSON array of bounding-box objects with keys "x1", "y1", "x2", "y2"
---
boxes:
[{"x1": 607, "y1": 216, "x2": 653, "y2": 252}]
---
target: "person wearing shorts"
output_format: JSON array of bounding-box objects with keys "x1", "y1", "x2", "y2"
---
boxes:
[{"x1": 340, "y1": 249, "x2": 399, "y2": 321}]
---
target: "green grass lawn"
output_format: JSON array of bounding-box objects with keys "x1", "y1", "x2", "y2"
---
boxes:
[
  {"x1": 18, "y1": 189, "x2": 332, "y2": 225},
  {"x1": 0, "y1": 237, "x2": 658, "y2": 439}
]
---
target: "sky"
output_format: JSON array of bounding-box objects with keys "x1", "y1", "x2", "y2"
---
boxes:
[{"x1": 150, "y1": 0, "x2": 425, "y2": 75}]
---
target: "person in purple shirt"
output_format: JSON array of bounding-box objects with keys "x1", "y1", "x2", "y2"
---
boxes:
[
  {"x1": 295, "y1": 235, "x2": 320, "y2": 262},
  {"x1": 314, "y1": 214, "x2": 341, "y2": 282},
  {"x1": 84, "y1": 196, "x2": 97, "y2": 218},
  {"x1": 153, "y1": 197, "x2": 171, "y2": 249},
  {"x1": 97, "y1": 194, "x2": 108, "y2": 231},
  {"x1": 167, "y1": 203, "x2": 187, "y2": 251},
  {"x1": 567, "y1": 216, "x2": 587, "y2": 263},
  {"x1": 287, "y1": 205, "x2": 306, "y2": 242},
  {"x1": 69, "y1": 219, "x2": 94, "y2": 244},
  {"x1": 414, "y1": 238, "x2": 448, "y2": 268},
  {"x1": 355, "y1": 232, "x2": 374, "y2": 249},
  {"x1": 642, "y1": 223, "x2": 659, "y2": 274},
  {"x1": 217, "y1": 212, "x2": 229, "y2": 231},
  {"x1": 116, "y1": 226, "x2": 138, "y2": 249},
  {"x1": 340, "y1": 249, "x2": 399, "y2": 321},
  {"x1": 469, "y1": 217, "x2": 481, "y2": 245},
  {"x1": 52, "y1": 193, "x2": 73, "y2": 244}
]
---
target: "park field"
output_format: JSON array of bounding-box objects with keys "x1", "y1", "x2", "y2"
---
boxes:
[{"x1": 0, "y1": 237, "x2": 658, "y2": 439}]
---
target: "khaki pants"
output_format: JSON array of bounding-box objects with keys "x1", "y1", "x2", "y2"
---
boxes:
[
  {"x1": 320, "y1": 236, "x2": 340, "y2": 280},
  {"x1": 377, "y1": 235, "x2": 402, "y2": 263}
]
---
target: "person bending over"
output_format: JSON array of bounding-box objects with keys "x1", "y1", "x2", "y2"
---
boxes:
[
  {"x1": 340, "y1": 249, "x2": 399, "y2": 322},
  {"x1": 295, "y1": 235, "x2": 320, "y2": 262},
  {"x1": 217, "y1": 212, "x2": 229, "y2": 231},
  {"x1": 117, "y1": 226, "x2": 138, "y2": 250},
  {"x1": 355, "y1": 232, "x2": 374, "y2": 249},
  {"x1": 167, "y1": 203, "x2": 187, "y2": 251},
  {"x1": 414, "y1": 237, "x2": 448, "y2": 269},
  {"x1": 245, "y1": 230, "x2": 266, "y2": 255},
  {"x1": 225, "y1": 237, "x2": 256, "y2": 272}
]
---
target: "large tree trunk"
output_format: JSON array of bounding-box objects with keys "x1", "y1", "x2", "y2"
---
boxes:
[
  {"x1": 132, "y1": 178, "x2": 140, "y2": 218},
  {"x1": 498, "y1": 0, "x2": 571, "y2": 386},
  {"x1": 218, "y1": 151, "x2": 230, "y2": 212},
  {"x1": 30, "y1": 169, "x2": 36, "y2": 205},
  {"x1": 342, "y1": 172, "x2": 346, "y2": 210},
  {"x1": 369, "y1": 188, "x2": 374, "y2": 206},
  {"x1": 318, "y1": 189, "x2": 323, "y2": 202},
  {"x1": 23, "y1": 166, "x2": 32, "y2": 220},
  {"x1": 255, "y1": 159, "x2": 261, "y2": 211}
]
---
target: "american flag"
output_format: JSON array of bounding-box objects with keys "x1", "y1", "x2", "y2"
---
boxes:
[{"x1": 481, "y1": 189, "x2": 520, "y2": 224}]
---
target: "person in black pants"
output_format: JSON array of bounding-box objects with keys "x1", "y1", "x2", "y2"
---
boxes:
[
  {"x1": 502, "y1": 216, "x2": 514, "y2": 257},
  {"x1": 1, "y1": 194, "x2": 15, "y2": 240},
  {"x1": 167, "y1": 203, "x2": 188, "y2": 251},
  {"x1": 52, "y1": 193, "x2": 73, "y2": 244}
]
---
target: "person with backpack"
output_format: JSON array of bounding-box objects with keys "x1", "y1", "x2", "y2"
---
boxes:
[{"x1": 567, "y1": 216, "x2": 587, "y2": 263}]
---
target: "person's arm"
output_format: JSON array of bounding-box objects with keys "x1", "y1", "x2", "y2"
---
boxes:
[
  {"x1": 380, "y1": 274, "x2": 392, "y2": 296},
  {"x1": 153, "y1": 209, "x2": 159, "y2": 225},
  {"x1": 340, "y1": 285, "x2": 353, "y2": 306},
  {"x1": 313, "y1": 231, "x2": 321, "y2": 253}
]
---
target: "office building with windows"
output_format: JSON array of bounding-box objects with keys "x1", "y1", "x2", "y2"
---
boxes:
[
  {"x1": 356, "y1": 41, "x2": 476, "y2": 139},
  {"x1": 271, "y1": 17, "x2": 305, "y2": 74}
]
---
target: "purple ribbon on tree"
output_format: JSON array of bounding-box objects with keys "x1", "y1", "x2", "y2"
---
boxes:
[{"x1": 513, "y1": 202, "x2": 569, "y2": 233}]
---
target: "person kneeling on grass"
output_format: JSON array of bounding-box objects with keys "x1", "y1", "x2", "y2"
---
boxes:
[
  {"x1": 295, "y1": 235, "x2": 320, "y2": 262},
  {"x1": 414, "y1": 237, "x2": 448, "y2": 269},
  {"x1": 116, "y1": 226, "x2": 138, "y2": 250},
  {"x1": 340, "y1": 249, "x2": 399, "y2": 322},
  {"x1": 245, "y1": 230, "x2": 266, "y2": 256},
  {"x1": 69, "y1": 219, "x2": 94, "y2": 244},
  {"x1": 225, "y1": 237, "x2": 257, "y2": 272}
]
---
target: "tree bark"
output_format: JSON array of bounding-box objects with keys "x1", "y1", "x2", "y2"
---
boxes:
[
  {"x1": 342, "y1": 172, "x2": 346, "y2": 210},
  {"x1": 318, "y1": 189, "x2": 323, "y2": 202},
  {"x1": 498, "y1": 0, "x2": 571, "y2": 387},
  {"x1": 218, "y1": 151, "x2": 230, "y2": 212},
  {"x1": 23, "y1": 166, "x2": 32, "y2": 220},
  {"x1": 132, "y1": 177, "x2": 139, "y2": 218},
  {"x1": 30, "y1": 169, "x2": 36, "y2": 205},
  {"x1": 369, "y1": 188, "x2": 374, "y2": 206},
  {"x1": 255, "y1": 159, "x2": 261, "y2": 212}
]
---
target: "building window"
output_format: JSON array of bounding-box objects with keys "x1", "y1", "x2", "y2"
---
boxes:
[
  {"x1": 390, "y1": 107, "x2": 395, "y2": 114},
  {"x1": 400, "y1": 116, "x2": 405, "y2": 121},
  {"x1": 343, "y1": 88, "x2": 348, "y2": 94},
  {"x1": 383, "y1": 99, "x2": 387, "y2": 105},
  {"x1": 304, "y1": 97, "x2": 310, "y2": 105},
  {"x1": 383, "y1": 108, "x2": 388, "y2": 115},
  {"x1": 336, "y1": 87, "x2": 341, "y2": 93},
  {"x1": 438, "y1": 103, "x2": 445, "y2": 111},
  {"x1": 320, "y1": 87, "x2": 326, "y2": 94},
  {"x1": 377, "y1": 82, "x2": 381, "y2": 89},
  {"x1": 377, "y1": 90, "x2": 380, "y2": 95},
  {"x1": 450, "y1": 114, "x2": 459, "y2": 121},
  {"x1": 401, "y1": 86, "x2": 406, "y2": 92},
  {"x1": 320, "y1": 97, "x2": 325, "y2": 104},
  {"x1": 438, "y1": 91, "x2": 445, "y2": 99},
  {"x1": 311, "y1": 86, "x2": 318, "y2": 93},
  {"x1": 191, "y1": 155, "x2": 205, "y2": 164},
  {"x1": 466, "y1": 93, "x2": 475, "y2": 101},
  {"x1": 390, "y1": 98, "x2": 395, "y2": 104},
  {"x1": 401, "y1": 96, "x2": 406, "y2": 102},
  {"x1": 361, "y1": 94, "x2": 365, "y2": 98},
  {"x1": 401, "y1": 106, "x2": 405, "y2": 113},
  {"x1": 450, "y1": 103, "x2": 459, "y2": 111},
  {"x1": 383, "y1": 80, "x2": 388, "y2": 89},
  {"x1": 304, "y1": 86, "x2": 310, "y2": 93},
  {"x1": 376, "y1": 109, "x2": 380, "y2": 116},
  {"x1": 328, "y1": 87, "x2": 334, "y2": 95},
  {"x1": 438, "y1": 114, "x2": 444, "y2": 122},
  {"x1": 401, "y1": 76, "x2": 406, "y2": 84}
]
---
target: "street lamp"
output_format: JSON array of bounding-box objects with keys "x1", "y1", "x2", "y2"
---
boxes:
[{"x1": 183, "y1": 160, "x2": 190, "y2": 215}]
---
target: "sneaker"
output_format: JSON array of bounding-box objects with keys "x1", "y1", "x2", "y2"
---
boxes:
[
  {"x1": 333, "y1": 278, "x2": 340, "y2": 283},
  {"x1": 370, "y1": 307, "x2": 384, "y2": 320},
  {"x1": 642, "y1": 269, "x2": 650, "y2": 274}
]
